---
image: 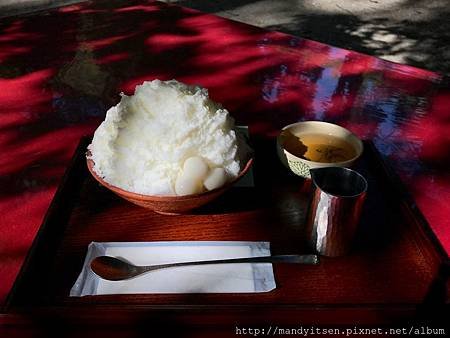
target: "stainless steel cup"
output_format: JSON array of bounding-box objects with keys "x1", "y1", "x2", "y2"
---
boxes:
[{"x1": 305, "y1": 167, "x2": 368, "y2": 257}]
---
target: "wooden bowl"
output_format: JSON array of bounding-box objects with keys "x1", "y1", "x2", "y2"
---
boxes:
[{"x1": 86, "y1": 155, "x2": 253, "y2": 215}]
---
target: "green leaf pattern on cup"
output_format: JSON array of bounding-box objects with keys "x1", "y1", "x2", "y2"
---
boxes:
[{"x1": 287, "y1": 159, "x2": 311, "y2": 178}]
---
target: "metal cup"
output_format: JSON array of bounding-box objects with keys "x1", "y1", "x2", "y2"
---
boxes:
[{"x1": 305, "y1": 167, "x2": 368, "y2": 257}]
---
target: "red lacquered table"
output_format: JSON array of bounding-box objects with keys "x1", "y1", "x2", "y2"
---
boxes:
[{"x1": 0, "y1": 0, "x2": 449, "y2": 332}]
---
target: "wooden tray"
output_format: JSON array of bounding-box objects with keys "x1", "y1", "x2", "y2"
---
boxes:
[{"x1": 4, "y1": 136, "x2": 449, "y2": 329}]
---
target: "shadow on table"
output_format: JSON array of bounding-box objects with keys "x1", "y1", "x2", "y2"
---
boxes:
[{"x1": 170, "y1": 0, "x2": 450, "y2": 75}]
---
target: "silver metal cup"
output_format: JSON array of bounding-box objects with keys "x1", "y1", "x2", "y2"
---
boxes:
[{"x1": 305, "y1": 167, "x2": 368, "y2": 257}]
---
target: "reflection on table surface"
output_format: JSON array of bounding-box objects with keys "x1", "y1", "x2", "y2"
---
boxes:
[{"x1": 0, "y1": 0, "x2": 449, "y2": 304}]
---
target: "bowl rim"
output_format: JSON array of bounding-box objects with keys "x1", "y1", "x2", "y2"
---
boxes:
[
  {"x1": 86, "y1": 152, "x2": 254, "y2": 201},
  {"x1": 277, "y1": 120, "x2": 363, "y2": 166}
]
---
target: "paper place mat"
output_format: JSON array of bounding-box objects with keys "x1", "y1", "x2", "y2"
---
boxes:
[{"x1": 70, "y1": 241, "x2": 276, "y2": 296}]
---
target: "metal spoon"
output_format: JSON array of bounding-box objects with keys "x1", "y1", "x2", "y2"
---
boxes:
[{"x1": 91, "y1": 254, "x2": 319, "y2": 281}]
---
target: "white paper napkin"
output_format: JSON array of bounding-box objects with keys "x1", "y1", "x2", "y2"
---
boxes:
[{"x1": 70, "y1": 241, "x2": 276, "y2": 296}]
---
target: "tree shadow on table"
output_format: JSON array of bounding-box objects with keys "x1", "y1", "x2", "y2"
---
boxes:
[{"x1": 169, "y1": 0, "x2": 450, "y2": 75}]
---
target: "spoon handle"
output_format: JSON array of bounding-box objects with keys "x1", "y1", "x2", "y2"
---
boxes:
[{"x1": 142, "y1": 254, "x2": 318, "y2": 272}]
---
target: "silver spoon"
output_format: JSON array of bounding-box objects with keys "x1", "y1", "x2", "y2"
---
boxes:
[{"x1": 91, "y1": 254, "x2": 319, "y2": 281}]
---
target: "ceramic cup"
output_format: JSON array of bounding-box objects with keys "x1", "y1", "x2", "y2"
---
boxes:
[{"x1": 277, "y1": 121, "x2": 363, "y2": 178}]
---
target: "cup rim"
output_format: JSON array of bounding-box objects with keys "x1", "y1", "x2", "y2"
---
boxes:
[
  {"x1": 277, "y1": 121, "x2": 363, "y2": 166},
  {"x1": 310, "y1": 167, "x2": 368, "y2": 198}
]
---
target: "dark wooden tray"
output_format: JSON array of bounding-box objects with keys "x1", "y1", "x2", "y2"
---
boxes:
[{"x1": 4, "y1": 136, "x2": 449, "y2": 329}]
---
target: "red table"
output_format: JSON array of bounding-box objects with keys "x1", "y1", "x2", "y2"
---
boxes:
[{"x1": 0, "y1": 0, "x2": 449, "y2": 310}]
